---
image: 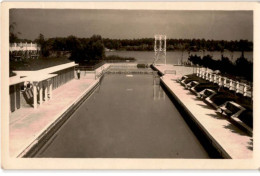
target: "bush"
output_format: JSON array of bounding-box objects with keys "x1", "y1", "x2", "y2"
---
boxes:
[
  {"x1": 189, "y1": 54, "x2": 253, "y2": 82},
  {"x1": 69, "y1": 35, "x2": 105, "y2": 64},
  {"x1": 235, "y1": 56, "x2": 253, "y2": 82},
  {"x1": 104, "y1": 55, "x2": 135, "y2": 61},
  {"x1": 188, "y1": 55, "x2": 202, "y2": 66},
  {"x1": 137, "y1": 63, "x2": 149, "y2": 68},
  {"x1": 220, "y1": 56, "x2": 235, "y2": 75}
]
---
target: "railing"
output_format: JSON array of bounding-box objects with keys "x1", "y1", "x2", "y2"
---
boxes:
[
  {"x1": 196, "y1": 67, "x2": 253, "y2": 99},
  {"x1": 104, "y1": 59, "x2": 135, "y2": 63},
  {"x1": 107, "y1": 69, "x2": 155, "y2": 75},
  {"x1": 109, "y1": 63, "x2": 137, "y2": 69},
  {"x1": 75, "y1": 60, "x2": 137, "y2": 71},
  {"x1": 75, "y1": 61, "x2": 106, "y2": 71}
]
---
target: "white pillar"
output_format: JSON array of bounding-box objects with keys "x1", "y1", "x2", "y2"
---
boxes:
[
  {"x1": 223, "y1": 77, "x2": 227, "y2": 87},
  {"x1": 243, "y1": 84, "x2": 248, "y2": 96},
  {"x1": 33, "y1": 82, "x2": 38, "y2": 109},
  {"x1": 205, "y1": 70, "x2": 209, "y2": 80},
  {"x1": 236, "y1": 81, "x2": 240, "y2": 93},
  {"x1": 229, "y1": 79, "x2": 233, "y2": 90},
  {"x1": 39, "y1": 82, "x2": 43, "y2": 105},
  {"x1": 218, "y1": 76, "x2": 222, "y2": 86},
  {"x1": 44, "y1": 80, "x2": 48, "y2": 101},
  {"x1": 49, "y1": 81, "x2": 53, "y2": 99}
]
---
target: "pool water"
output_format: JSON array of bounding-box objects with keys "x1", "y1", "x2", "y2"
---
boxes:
[{"x1": 35, "y1": 74, "x2": 209, "y2": 158}]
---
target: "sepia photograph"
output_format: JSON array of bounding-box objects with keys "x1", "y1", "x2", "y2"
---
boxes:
[{"x1": 1, "y1": 1, "x2": 260, "y2": 169}]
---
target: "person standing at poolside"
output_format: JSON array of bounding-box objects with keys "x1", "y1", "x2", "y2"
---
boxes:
[{"x1": 77, "y1": 69, "x2": 80, "y2": 79}]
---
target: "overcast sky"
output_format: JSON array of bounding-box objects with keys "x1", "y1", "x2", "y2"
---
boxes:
[{"x1": 10, "y1": 9, "x2": 253, "y2": 41}]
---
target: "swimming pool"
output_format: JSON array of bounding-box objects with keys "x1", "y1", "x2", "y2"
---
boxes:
[{"x1": 35, "y1": 73, "x2": 210, "y2": 158}]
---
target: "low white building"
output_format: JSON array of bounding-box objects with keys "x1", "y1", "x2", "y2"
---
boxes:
[{"x1": 10, "y1": 42, "x2": 41, "y2": 60}]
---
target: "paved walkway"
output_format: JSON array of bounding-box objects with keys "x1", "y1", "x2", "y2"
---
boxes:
[
  {"x1": 154, "y1": 64, "x2": 253, "y2": 158},
  {"x1": 9, "y1": 77, "x2": 99, "y2": 157},
  {"x1": 153, "y1": 64, "x2": 195, "y2": 77}
]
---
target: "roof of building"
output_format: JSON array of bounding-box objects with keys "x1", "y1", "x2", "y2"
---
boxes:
[{"x1": 10, "y1": 62, "x2": 78, "y2": 86}]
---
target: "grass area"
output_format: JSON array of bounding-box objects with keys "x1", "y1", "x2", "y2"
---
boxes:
[
  {"x1": 184, "y1": 73, "x2": 253, "y2": 128},
  {"x1": 9, "y1": 56, "x2": 72, "y2": 76}
]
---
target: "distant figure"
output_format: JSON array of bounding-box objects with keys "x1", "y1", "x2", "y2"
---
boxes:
[{"x1": 77, "y1": 69, "x2": 80, "y2": 79}]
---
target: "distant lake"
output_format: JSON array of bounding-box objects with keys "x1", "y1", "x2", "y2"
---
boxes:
[{"x1": 106, "y1": 51, "x2": 253, "y2": 65}]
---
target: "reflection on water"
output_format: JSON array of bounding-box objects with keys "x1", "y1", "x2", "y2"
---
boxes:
[{"x1": 153, "y1": 75, "x2": 165, "y2": 101}]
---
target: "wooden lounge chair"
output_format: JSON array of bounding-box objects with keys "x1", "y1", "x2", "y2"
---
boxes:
[
  {"x1": 185, "y1": 81, "x2": 199, "y2": 90},
  {"x1": 197, "y1": 89, "x2": 216, "y2": 100},
  {"x1": 176, "y1": 75, "x2": 188, "y2": 83},
  {"x1": 216, "y1": 101, "x2": 252, "y2": 135},
  {"x1": 216, "y1": 101, "x2": 245, "y2": 118}
]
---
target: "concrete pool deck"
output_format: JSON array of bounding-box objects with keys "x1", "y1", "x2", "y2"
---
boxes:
[
  {"x1": 9, "y1": 63, "x2": 252, "y2": 158},
  {"x1": 9, "y1": 76, "x2": 99, "y2": 157},
  {"x1": 9, "y1": 64, "x2": 111, "y2": 157},
  {"x1": 152, "y1": 64, "x2": 195, "y2": 76},
  {"x1": 153, "y1": 64, "x2": 253, "y2": 158}
]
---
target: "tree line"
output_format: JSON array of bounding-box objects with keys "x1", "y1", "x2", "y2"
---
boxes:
[
  {"x1": 103, "y1": 38, "x2": 253, "y2": 53},
  {"x1": 34, "y1": 34, "x2": 105, "y2": 64},
  {"x1": 10, "y1": 33, "x2": 253, "y2": 54}
]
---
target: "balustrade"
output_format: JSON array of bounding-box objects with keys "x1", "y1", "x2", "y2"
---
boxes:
[{"x1": 195, "y1": 67, "x2": 252, "y2": 98}]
